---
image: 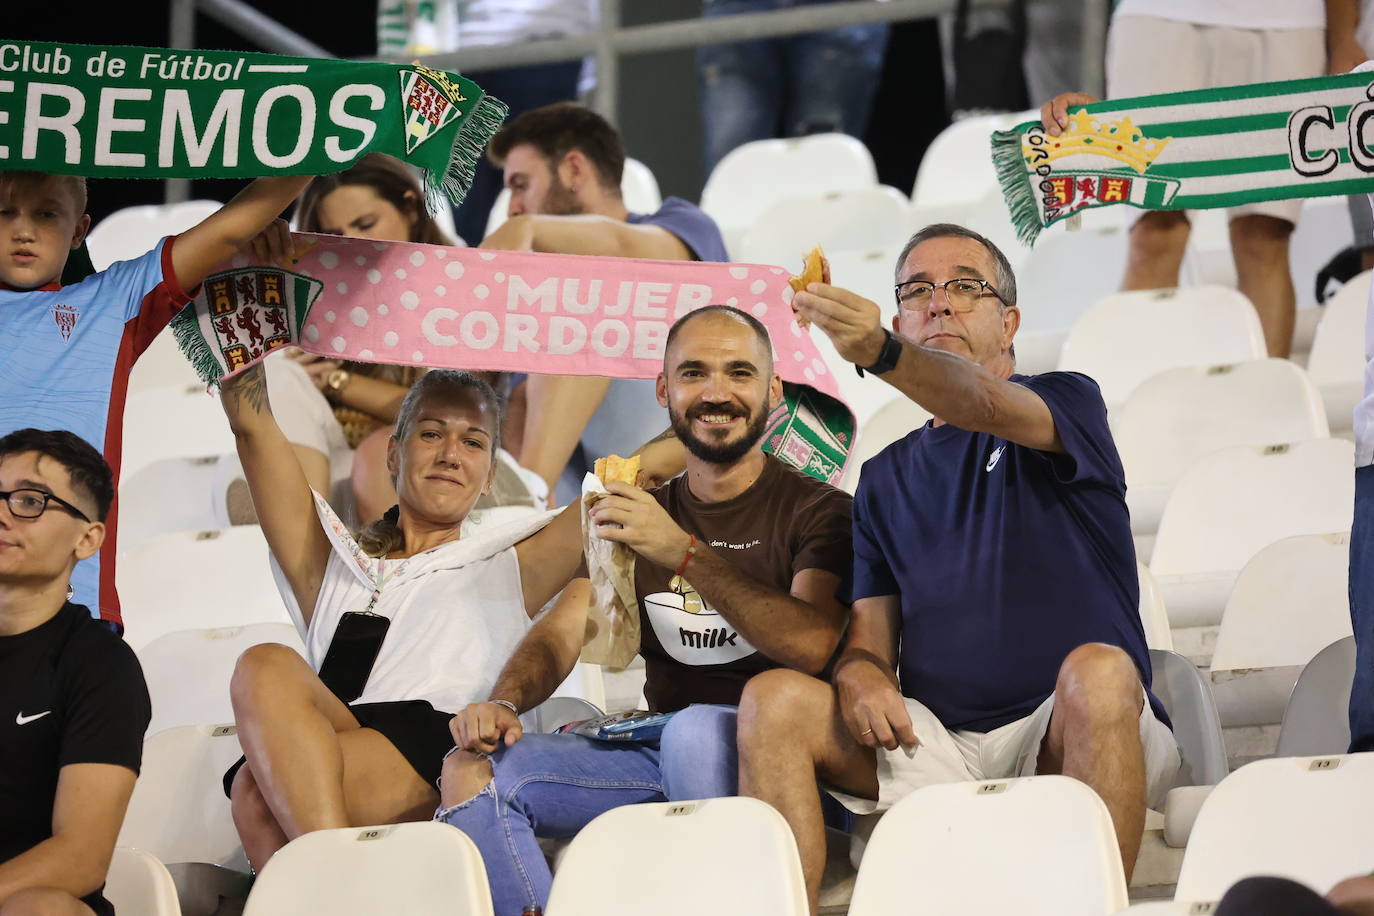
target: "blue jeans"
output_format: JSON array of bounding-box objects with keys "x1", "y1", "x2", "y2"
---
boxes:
[
  {"x1": 436, "y1": 704, "x2": 740, "y2": 915},
  {"x1": 1350, "y1": 465, "x2": 1374, "y2": 752},
  {"x1": 696, "y1": 0, "x2": 890, "y2": 173}
]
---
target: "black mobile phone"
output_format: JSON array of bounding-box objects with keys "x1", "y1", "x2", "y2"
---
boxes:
[{"x1": 317, "y1": 612, "x2": 391, "y2": 703}]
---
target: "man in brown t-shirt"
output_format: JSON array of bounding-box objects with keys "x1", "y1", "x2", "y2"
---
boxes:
[{"x1": 433, "y1": 305, "x2": 852, "y2": 916}]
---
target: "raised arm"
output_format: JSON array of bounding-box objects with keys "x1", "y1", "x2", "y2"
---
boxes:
[
  {"x1": 0, "y1": 763, "x2": 135, "y2": 905},
  {"x1": 588, "y1": 482, "x2": 847, "y2": 674},
  {"x1": 514, "y1": 499, "x2": 588, "y2": 612},
  {"x1": 172, "y1": 175, "x2": 315, "y2": 291},
  {"x1": 448, "y1": 578, "x2": 591, "y2": 755},
  {"x1": 794, "y1": 283, "x2": 1063, "y2": 453},
  {"x1": 481, "y1": 214, "x2": 692, "y2": 260},
  {"x1": 220, "y1": 362, "x2": 333, "y2": 624}
]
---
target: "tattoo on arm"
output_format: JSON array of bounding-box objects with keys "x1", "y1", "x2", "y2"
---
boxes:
[
  {"x1": 645, "y1": 427, "x2": 678, "y2": 446},
  {"x1": 221, "y1": 364, "x2": 270, "y2": 414}
]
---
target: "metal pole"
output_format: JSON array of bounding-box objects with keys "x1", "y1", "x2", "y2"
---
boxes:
[
  {"x1": 164, "y1": 0, "x2": 198, "y2": 204},
  {"x1": 414, "y1": 0, "x2": 1009, "y2": 73},
  {"x1": 196, "y1": 0, "x2": 334, "y2": 58},
  {"x1": 1079, "y1": 0, "x2": 1108, "y2": 99},
  {"x1": 593, "y1": 0, "x2": 621, "y2": 125}
]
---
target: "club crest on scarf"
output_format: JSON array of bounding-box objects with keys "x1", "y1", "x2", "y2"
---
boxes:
[
  {"x1": 196, "y1": 268, "x2": 322, "y2": 372},
  {"x1": 400, "y1": 65, "x2": 467, "y2": 155},
  {"x1": 1019, "y1": 111, "x2": 1178, "y2": 223},
  {"x1": 765, "y1": 385, "x2": 849, "y2": 487}
]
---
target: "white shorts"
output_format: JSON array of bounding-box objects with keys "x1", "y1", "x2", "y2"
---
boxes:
[
  {"x1": 1106, "y1": 15, "x2": 1325, "y2": 224},
  {"x1": 828, "y1": 690, "x2": 1181, "y2": 815}
]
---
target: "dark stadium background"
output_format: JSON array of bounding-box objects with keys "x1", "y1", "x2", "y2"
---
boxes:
[{"x1": 15, "y1": 2, "x2": 947, "y2": 228}]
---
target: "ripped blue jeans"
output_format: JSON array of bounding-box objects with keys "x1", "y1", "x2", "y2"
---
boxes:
[{"x1": 435, "y1": 704, "x2": 739, "y2": 915}]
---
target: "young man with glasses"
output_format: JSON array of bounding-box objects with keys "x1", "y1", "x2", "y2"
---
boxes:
[
  {"x1": 738, "y1": 223, "x2": 1178, "y2": 914},
  {"x1": 0, "y1": 428, "x2": 150, "y2": 916}
]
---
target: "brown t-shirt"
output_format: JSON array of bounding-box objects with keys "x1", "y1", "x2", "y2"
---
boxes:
[{"x1": 637, "y1": 456, "x2": 853, "y2": 712}]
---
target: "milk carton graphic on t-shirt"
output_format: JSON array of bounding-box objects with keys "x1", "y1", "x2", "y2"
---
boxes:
[{"x1": 643, "y1": 581, "x2": 756, "y2": 665}]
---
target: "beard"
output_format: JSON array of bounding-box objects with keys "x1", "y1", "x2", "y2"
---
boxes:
[
  {"x1": 668, "y1": 399, "x2": 770, "y2": 465},
  {"x1": 539, "y1": 174, "x2": 584, "y2": 216}
]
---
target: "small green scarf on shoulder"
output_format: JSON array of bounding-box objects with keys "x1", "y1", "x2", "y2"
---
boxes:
[
  {"x1": 0, "y1": 39, "x2": 507, "y2": 209},
  {"x1": 992, "y1": 70, "x2": 1374, "y2": 244}
]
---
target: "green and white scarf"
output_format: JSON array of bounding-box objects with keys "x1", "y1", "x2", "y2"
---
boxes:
[
  {"x1": 0, "y1": 39, "x2": 506, "y2": 208},
  {"x1": 993, "y1": 70, "x2": 1374, "y2": 244}
]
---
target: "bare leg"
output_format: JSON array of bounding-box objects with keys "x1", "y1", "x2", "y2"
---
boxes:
[
  {"x1": 519, "y1": 375, "x2": 613, "y2": 502},
  {"x1": 230, "y1": 764, "x2": 291, "y2": 872},
  {"x1": 1036, "y1": 643, "x2": 1147, "y2": 880},
  {"x1": 0, "y1": 888, "x2": 96, "y2": 916},
  {"x1": 1122, "y1": 210, "x2": 1189, "y2": 291},
  {"x1": 439, "y1": 749, "x2": 495, "y2": 807},
  {"x1": 227, "y1": 444, "x2": 331, "y2": 525},
  {"x1": 229, "y1": 644, "x2": 439, "y2": 853},
  {"x1": 738, "y1": 669, "x2": 879, "y2": 916},
  {"x1": 1230, "y1": 214, "x2": 1296, "y2": 358},
  {"x1": 350, "y1": 425, "x2": 397, "y2": 523}
]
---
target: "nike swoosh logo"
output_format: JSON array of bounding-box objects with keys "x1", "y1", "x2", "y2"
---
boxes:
[
  {"x1": 16, "y1": 711, "x2": 52, "y2": 725},
  {"x1": 986, "y1": 446, "x2": 1005, "y2": 472}
]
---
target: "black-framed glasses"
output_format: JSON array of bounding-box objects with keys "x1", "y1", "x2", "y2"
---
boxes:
[
  {"x1": 1, "y1": 488, "x2": 91, "y2": 522},
  {"x1": 894, "y1": 277, "x2": 1005, "y2": 312}
]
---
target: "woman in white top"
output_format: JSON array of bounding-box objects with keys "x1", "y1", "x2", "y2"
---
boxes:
[{"x1": 218, "y1": 351, "x2": 586, "y2": 871}]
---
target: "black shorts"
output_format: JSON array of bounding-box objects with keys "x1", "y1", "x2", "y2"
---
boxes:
[{"x1": 222, "y1": 700, "x2": 456, "y2": 798}]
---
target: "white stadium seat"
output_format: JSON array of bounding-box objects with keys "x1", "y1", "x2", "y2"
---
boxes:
[
  {"x1": 1174, "y1": 753, "x2": 1374, "y2": 904},
  {"x1": 911, "y1": 110, "x2": 1033, "y2": 209},
  {"x1": 701, "y1": 133, "x2": 878, "y2": 258},
  {"x1": 118, "y1": 526, "x2": 290, "y2": 651},
  {"x1": 1149, "y1": 439, "x2": 1354, "y2": 629},
  {"x1": 120, "y1": 384, "x2": 236, "y2": 484},
  {"x1": 86, "y1": 200, "x2": 223, "y2": 271},
  {"x1": 119, "y1": 724, "x2": 249, "y2": 871},
  {"x1": 244, "y1": 822, "x2": 493, "y2": 915},
  {"x1": 138, "y1": 623, "x2": 306, "y2": 735},
  {"x1": 1114, "y1": 360, "x2": 1329, "y2": 544},
  {"x1": 737, "y1": 187, "x2": 912, "y2": 270},
  {"x1": 1276, "y1": 636, "x2": 1356, "y2": 758},
  {"x1": 118, "y1": 452, "x2": 239, "y2": 556},
  {"x1": 1209, "y1": 533, "x2": 1353, "y2": 728},
  {"x1": 129, "y1": 325, "x2": 209, "y2": 394},
  {"x1": 1137, "y1": 562, "x2": 1173, "y2": 652},
  {"x1": 1058, "y1": 286, "x2": 1267, "y2": 409},
  {"x1": 848, "y1": 776, "x2": 1127, "y2": 916},
  {"x1": 546, "y1": 797, "x2": 807, "y2": 915},
  {"x1": 1018, "y1": 224, "x2": 1130, "y2": 356},
  {"x1": 485, "y1": 156, "x2": 662, "y2": 241},
  {"x1": 1149, "y1": 649, "x2": 1229, "y2": 789},
  {"x1": 1289, "y1": 196, "x2": 1355, "y2": 310},
  {"x1": 1306, "y1": 270, "x2": 1368, "y2": 435},
  {"x1": 839, "y1": 394, "x2": 933, "y2": 494},
  {"x1": 105, "y1": 847, "x2": 181, "y2": 916}
]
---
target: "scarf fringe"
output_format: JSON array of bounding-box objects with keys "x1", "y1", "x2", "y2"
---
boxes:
[
  {"x1": 170, "y1": 309, "x2": 225, "y2": 388},
  {"x1": 991, "y1": 127, "x2": 1044, "y2": 247},
  {"x1": 425, "y1": 91, "x2": 510, "y2": 216}
]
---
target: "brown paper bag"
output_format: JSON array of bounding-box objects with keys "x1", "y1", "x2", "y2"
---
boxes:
[{"x1": 579, "y1": 473, "x2": 640, "y2": 668}]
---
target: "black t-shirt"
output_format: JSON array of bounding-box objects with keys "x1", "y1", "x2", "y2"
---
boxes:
[
  {"x1": 636, "y1": 456, "x2": 853, "y2": 712},
  {"x1": 0, "y1": 602, "x2": 151, "y2": 914}
]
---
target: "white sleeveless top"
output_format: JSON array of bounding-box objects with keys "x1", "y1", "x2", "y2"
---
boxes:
[{"x1": 273, "y1": 494, "x2": 558, "y2": 712}]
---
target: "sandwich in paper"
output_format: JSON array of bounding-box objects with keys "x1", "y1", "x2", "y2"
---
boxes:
[{"x1": 579, "y1": 454, "x2": 642, "y2": 668}]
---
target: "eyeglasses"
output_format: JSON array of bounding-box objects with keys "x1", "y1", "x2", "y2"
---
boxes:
[
  {"x1": 894, "y1": 277, "x2": 1005, "y2": 312},
  {"x1": 1, "y1": 488, "x2": 91, "y2": 522}
]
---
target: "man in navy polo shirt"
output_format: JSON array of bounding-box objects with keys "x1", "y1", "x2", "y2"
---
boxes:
[{"x1": 738, "y1": 223, "x2": 1178, "y2": 913}]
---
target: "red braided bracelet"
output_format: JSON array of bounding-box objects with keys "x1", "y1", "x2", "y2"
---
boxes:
[{"x1": 674, "y1": 534, "x2": 697, "y2": 578}]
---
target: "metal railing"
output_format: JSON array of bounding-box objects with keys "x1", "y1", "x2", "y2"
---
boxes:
[{"x1": 164, "y1": 0, "x2": 1107, "y2": 201}]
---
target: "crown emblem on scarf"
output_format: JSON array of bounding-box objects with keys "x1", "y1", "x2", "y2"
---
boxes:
[
  {"x1": 1027, "y1": 111, "x2": 1171, "y2": 174},
  {"x1": 399, "y1": 65, "x2": 467, "y2": 155}
]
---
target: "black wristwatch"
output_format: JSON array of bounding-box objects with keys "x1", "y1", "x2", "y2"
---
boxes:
[{"x1": 856, "y1": 328, "x2": 903, "y2": 377}]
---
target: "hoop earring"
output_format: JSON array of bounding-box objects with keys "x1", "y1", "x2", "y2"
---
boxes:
[{"x1": 66, "y1": 584, "x2": 74, "y2": 601}]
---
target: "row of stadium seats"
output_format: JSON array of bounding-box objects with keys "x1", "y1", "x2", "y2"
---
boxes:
[{"x1": 109, "y1": 729, "x2": 1369, "y2": 914}]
